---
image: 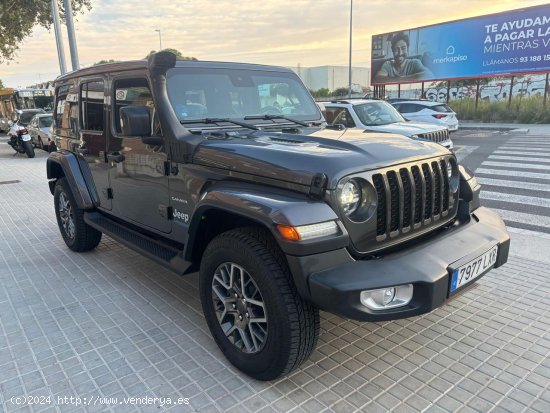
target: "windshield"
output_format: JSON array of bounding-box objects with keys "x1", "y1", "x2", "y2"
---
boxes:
[
  {"x1": 19, "y1": 110, "x2": 43, "y2": 125},
  {"x1": 354, "y1": 102, "x2": 405, "y2": 126},
  {"x1": 166, "y1": 67, "x2": 320, "y2": 124},
  {"x1": 39, "y1": 116, "x2": 53, "y2": 128}
]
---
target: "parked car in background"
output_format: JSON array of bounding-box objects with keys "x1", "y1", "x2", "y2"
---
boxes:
[
  {"x1": 391, "y1": 100, "x2": 459, "y2": 132},
  {"x1": 27, "y1": 113, "x2": 54, "y2": 150},
  {"x1": 324, "y1": 99, "x2": 453, "y2": 150}
]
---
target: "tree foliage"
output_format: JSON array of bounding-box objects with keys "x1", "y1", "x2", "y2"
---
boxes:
[
  {"x1": 144, "y1": 48, "x2": 197, "y2": 61},
  {"x1": 0, "y1": 0, "x2": 92, "y2": 62},
  {"x1": 0, "y1": 79, "x2": 4, "y2": 90},
  {"x1": 93, "y1": 59, "x2": 119, "y2": 66}
]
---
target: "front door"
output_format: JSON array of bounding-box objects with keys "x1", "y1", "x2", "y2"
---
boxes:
[{"x1": 107, "y1": 76, "x2": 171, "y2": 233}]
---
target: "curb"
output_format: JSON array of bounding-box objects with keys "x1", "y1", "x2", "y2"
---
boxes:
[{"x1": 459, "y1": 125, "x2": 522, "y2": 132}]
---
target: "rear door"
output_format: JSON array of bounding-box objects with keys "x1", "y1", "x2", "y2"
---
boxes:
[{"x1": 107, "y1": 75, "x2": 171, "y2": 233}]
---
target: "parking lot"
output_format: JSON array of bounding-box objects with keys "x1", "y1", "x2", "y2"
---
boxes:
[{"x1": 1, "y1": 131, "x2": 549, "y2": 413}]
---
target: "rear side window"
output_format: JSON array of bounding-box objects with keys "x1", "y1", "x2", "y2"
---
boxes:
[
  {"x1": 431, "y1": 104, "x2": 453, "y2": 113},
  {"x1": 325, "y1": 107, "x2": 355, "y2": 128},
  {"x1": 398, "y1": 103, "x2": 422, "y2": 113},
  {"x1": 55, "y1": 85, "x2": 69, "y2": 127},
  {"x1": 81, "y1": 81, "x2": 105, "y2": 131}
]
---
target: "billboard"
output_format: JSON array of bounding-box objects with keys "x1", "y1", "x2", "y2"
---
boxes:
[{"x1": 371, "y1": 4, "x2": 550, "y2": 85}]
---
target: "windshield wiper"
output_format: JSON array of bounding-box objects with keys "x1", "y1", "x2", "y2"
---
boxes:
[
  {"x1": 180, "y1": 118, "x2": 260, "y2": 130},
  {"x1": 244, "y1": 114, "x2": 309, "y2": 127}
]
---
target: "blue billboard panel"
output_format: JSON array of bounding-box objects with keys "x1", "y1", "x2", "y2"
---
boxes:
[{"x1": 371, "y1": 4, "x2": 550, "y2": 85}]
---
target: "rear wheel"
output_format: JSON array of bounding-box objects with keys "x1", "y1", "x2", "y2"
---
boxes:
[
  {"x1": 199, "y1": 227, "x2": 319, "y2": 380},
  {"x1": 54, "y1": 178, "x2": 102, "y2": 251},
  {"x1": 23, "y1": 140, "x2": 35, "y2": 158}
]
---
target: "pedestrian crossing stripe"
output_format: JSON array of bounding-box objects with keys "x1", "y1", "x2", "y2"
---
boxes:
[
  {"x1": 494, "y1": 150, "x2": 550, "y2": 157},
  {"x1": 482, "y1": 161, "x2": 548, "y2": 171},
  {"x1": 476, "y1": 168, "x2": 550, "y2": 180},
  {"x1": 480, "y1": 191, "x2": 550, "y2": 208},
  {"x1": 489, "y1": 155, "x2": 550, "y2": 164},
  {"x1": 477, "y1": 177, "x2": 550, "y2": 193},
  {"x1": 499, "y1": 146, "x2": 550, "y2": 152},
  {"x1": 492, "y1": 208, "x2": 550, "y2": 228}
]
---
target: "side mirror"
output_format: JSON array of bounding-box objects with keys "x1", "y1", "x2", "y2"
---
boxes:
[
  {"x1": 7, "y1": 120, "x2": 13, "y2": 127},
  {"x1": 120, "y1": 106, "x2": 151, "y2": 137}
]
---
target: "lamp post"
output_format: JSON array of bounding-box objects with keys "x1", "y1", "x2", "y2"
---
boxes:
[
  {"x1": 155, "y1": 29, "x2": 162, "y2": 51},
  {"x1": 348, "y1": 0, "x2": 353, "y2": 98}
]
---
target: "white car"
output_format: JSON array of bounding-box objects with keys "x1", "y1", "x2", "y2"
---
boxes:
[
  {"x1": 324, "y1": 99, "x2": 453, "y2": 150},
  {"x1": 391, "y1": 100, "x2": 459, "y2": 132}
]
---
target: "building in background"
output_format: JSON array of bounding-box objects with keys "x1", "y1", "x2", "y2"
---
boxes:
[{"x1": 288, "y1": 66, "x2": 371, "y2": 94}]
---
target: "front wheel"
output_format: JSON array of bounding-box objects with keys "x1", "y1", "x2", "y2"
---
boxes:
[
  {"x1": 23, "y1": 140, "x2": 35, "y2": 158},
  {"x1": 199, "y1": 228, "x2": 319, "y2": 380},
  {"x1": 54, "y1": 178, "x2": 102, "y2": 251}
]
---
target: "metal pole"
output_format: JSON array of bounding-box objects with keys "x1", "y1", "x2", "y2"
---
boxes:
[
  {"x1": 446, "y1": 81, "x2": 451, "y2": 103},
  {"x1": 155, "y1": 29, "x2": 162, "y2": 50},
  {"x1": 544, "y1": 73, "x2": 549, "y2": 107},
  {"x1": 63, "y1": 0, "x2": 80, "y2": 71},
  {"x1": 475, "y1": 79, "x2": 480, "y2": 109},
  {"x1": 507, "y1": 76, "x2": 514, "y2": 108},
  {"x1": 421, "y1": 82, "x2": 425, "y2": 98},
  {"x1": 398, "y1": 83, "x2": 401, "y2": 98},
  {"x1": 51, "y1": 0, "x2": 67, "y2": 75},
  {"x1": 348, "y1": 0, "x2": 352, "y2": 98}
]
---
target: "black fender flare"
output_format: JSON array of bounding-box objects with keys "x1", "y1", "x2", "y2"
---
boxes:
[
  {"x1": 46, "y1": 150, "x2": 98, "y2": 210},
  {"x1": 185, "y1": 181, "x2": 349, "y2": 259}
]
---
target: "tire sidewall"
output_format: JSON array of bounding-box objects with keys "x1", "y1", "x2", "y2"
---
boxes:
[
  {"x1": 54, "y1": 180, "x2": 77, "y2": 248},
  {"x1": 23, "y1": 140, "x2": 35, "y2": 158},
  {"x1": 200, "y1": 233, "x2": 293, "y2": 378}
]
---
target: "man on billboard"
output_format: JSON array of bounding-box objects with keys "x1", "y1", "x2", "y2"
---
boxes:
[{"x1": 374, "y1": 32, "x2": 434, "y2": 82}]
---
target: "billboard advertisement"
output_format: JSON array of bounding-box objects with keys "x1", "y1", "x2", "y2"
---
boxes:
[{"x1": 371, "y1": 4, "x2": 550, "y2": 85}]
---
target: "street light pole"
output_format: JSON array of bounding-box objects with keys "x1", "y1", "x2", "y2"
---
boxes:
[
  {"x1": 63, "y1": 0, "x2": 80, "y2": 71},
  {"x1": 348, "y1": 0, "x2": 353, "y2": 98},
  {"x1": 51, "y1": 0, "x2": 67, "y2": 75},
  {"x1": 155, "y1": 29, "x2": 162, "y2": 51}
]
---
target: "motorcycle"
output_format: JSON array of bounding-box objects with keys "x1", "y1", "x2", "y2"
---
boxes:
[{"x1": 7, "y1": 120, "x2": 35, "y2": 158}]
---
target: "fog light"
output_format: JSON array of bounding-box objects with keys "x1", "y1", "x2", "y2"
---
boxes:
[{"x1": 360, "y1": 284, "x2": 413, "y2": 310}]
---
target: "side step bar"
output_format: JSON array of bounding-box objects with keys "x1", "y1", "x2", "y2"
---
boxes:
[{"x1": 84, "y1": 211, "x2": 192, "y2": 275}]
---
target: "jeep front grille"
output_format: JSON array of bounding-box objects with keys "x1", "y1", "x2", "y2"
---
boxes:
[
  {"x1": 418, "y1": 129, "x2": 449, "y2": 143},
  {"x1": 372, "y1": 158, "x2": 455, "y2": 240}
]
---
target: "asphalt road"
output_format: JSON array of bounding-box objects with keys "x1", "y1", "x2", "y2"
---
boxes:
[{"x1": 453, "y1": 130, "x2": 550, "y2": 235}]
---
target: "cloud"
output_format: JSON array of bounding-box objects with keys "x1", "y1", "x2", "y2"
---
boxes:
[{"x1": 0, "y1": 0, "x2": 545, "y2": 86}]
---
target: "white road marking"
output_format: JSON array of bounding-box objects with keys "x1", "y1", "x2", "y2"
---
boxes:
[
  {"x1": 480, "y1": 191, "x2": 550, "y2": 208},
  {"x1": 481, "y1": 161, "x2": 549, "y2": 171},
  {"x1": 477, "y1": 177, "x2": 550, "y2": 193},
  {"x1": 488, "y1": 155, "x2": 550, "y2": 164},
  {"x1": 494, "y1": 150, "x2": 550, "y2": 157},
  {"x1": 499, "y1": 146, "x2": 550, "y2": 152},
  {"x1": 492, "y1": 208, "x2": 550, "y2": 228},
  {"x1": 476, "y1": 168, "x2": 550, "y2": 180}
]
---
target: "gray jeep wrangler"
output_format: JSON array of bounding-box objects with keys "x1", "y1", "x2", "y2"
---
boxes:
[{"x1": 47, "y1": 52, "x2": 510, "y2": 380}]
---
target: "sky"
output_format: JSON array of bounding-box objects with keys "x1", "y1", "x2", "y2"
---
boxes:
[{"x1": 0, "y1": 0, "x2": 547, "y2": 87}]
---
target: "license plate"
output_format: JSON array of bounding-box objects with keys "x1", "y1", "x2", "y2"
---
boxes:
[
  {"x1": 450, "y1": 245, "x2": 498, "y2": 292},
  {"x1": 21, "y1": 134, "x2": 31, "y2": 141}
]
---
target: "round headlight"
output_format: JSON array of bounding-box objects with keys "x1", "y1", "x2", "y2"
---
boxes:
[{"x1": 340, "y1": 181, "x2": 361, "y2": 215}]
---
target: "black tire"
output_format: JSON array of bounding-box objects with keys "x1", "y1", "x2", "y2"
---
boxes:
[
  {"x1": 199, "y1": 227, "x2": 319, "y2": 380},
  {"x1": 38, "y1": 137, "x2": 44, "y2": 150},
  {"x1": 54, "y1": 178, "x2": 102, "y2": 252},
  {"x1": 23, "y1": 140, "x2": 35, "y2": 158}
]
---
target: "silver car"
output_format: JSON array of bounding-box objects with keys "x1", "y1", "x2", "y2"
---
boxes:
[
  {"x1": 324, "y1": 99, "x2": 453, "y2": 150},
  {"x1": 27, "y1": 113, "x2": 54, "y2": 150}
]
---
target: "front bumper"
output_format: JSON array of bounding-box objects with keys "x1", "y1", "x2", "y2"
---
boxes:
[{"x1": 287, "y1": 207, "x2": 510, "y2": 322}]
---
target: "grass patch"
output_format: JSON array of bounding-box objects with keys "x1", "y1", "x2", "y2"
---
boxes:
[{"x1": 448, "y1": 97, "x2": 550, "y2": 123}]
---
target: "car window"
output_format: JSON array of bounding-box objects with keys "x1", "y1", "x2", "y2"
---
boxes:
[
  {"x1": 55, "y1": 84, "x2": 78, "y2": 135},
  {"x1": 354, "y1": 102, "x2": 404, "y2": 126},
  {"x1": 81, "y1": 81, "x2": 105, "y2": 132},
  {"x1": 113, "y1": 78, "x2": 160, "y2": 136},
  {"x1": 39, "y1": 116, "x2": 53, "y2": 128},
  {"x1": 325, "y1": 107, "x2": 355, "y2": 128},
  {"x1": 398, "y1": 103, "x2": 422, "y2": 113},
  {"x1": 431, "y1": 104, "x2": 453, "y2": 113}
]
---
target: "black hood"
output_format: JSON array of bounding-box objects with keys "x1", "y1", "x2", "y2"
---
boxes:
[{"x1": 193, "y1": 128, "x2": 451, "y2": 190}]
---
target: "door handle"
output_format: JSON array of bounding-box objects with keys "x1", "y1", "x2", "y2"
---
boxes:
[{"x1": 107, "y1": 152, "x2": 124, "y2": 163}]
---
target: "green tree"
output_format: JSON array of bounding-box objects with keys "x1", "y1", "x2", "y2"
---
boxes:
[
  {"x1": 332, "y1": 87, "x2": 349, "y2": 97},
  {"x1": 0, "y1": 1, "x2": 92, "y2": 62},
  {"x1": 144, "y1": 48, "x2": 198, "y2": 61},
  {"x1": 93, "y1": 59, "x2": 119, "y2": 65},
  {"x1": 0, "y1": 79, "x2": 4, "y2": 90},
  {"x1": 309, "y1": 88, "x2": 330, "y2": 98}
]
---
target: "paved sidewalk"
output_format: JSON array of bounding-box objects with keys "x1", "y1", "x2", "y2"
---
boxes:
[{"x1": 0, "y1": 138, "x2": 549, "y2": 413}]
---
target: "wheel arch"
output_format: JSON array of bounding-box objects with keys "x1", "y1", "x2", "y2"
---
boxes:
[{"x1": 46, "y1": 150, "x2": 98, "y2": 209}]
